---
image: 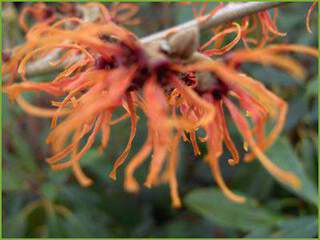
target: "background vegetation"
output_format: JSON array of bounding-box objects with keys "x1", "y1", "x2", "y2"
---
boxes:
[{"x1": 2, "y1": 2, "x2": 318, "y2": 238}]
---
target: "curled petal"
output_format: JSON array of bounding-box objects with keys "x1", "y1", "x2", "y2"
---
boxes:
[
  {"x1": 46, "y1": 123, "x2": 92, "y2": 165},
  {"x1": 15, "y1": 95, "x2": 69, "y2": 118},
  {"x1": 17, "y1": 44, "x2": 94, "y2": 82},
  {"x1": 99, "y1": 114, "x2": 112, "y2": 151},
  {"x1": 71, "y1": 128, "x2": 93, "y2": 187},
  {"x1": 224, "y1": 97, "x2": 300, "y2": 189},
  {"x1": 144, "y1": 137, "x2": 168, "y2": 188},
  {"x1": 109, "y1": 113, "x2": 130, "y2": 125},
  {"x1": 206, "y1": 103, "x2": 245, "y2": 203},
  {"x1": 51, "y1": 115, "x2": 104, "y2": 170},
  {"x1": 266, "y1": 44, "x2": 319, "y2": 58},
  {"x1": 245, "y1": 98, "x2": 287, "y2": 162},
  {"x1": 111, "y1": 3, "x2": 140, "y2": 26},
  {"x1": 72, "y1": 162, "x2": 93, "y2": 187},
  {"x1": 208, "y1": 156, "x2": 246, "y2": 203},
  {"x1": 168, "y1": 131, "x2": 182, "y2": 208},
  {"x1": 202, "y1": 23, "x2": 242, "y2": 56},
  {"x1": 109, "y1": 93, "x2": 137, "y2": 180},
  {"x1": 227, "y1": 48, "x2": 306, "y2": 80},
  {"x1": 5, "y1": 81, "x2": 64, "y2": 100},
  {"x1": 258, "y1": 11, "x2": 286, "y2": 37},
  {"x1": 51, "y1": 17, "x2": 83, "y2": 28},
  {"x1": 216, "y1": 101, "x2": 240, "y2": 166},
  {"x1": 143, "y1": 79, "x2": 171, "y2": 188},
  {"x1": 306, "y1": 1, "x2": 317, "y2": 33},
  {"x1": 190, "y1": 131, "x2": 201, "y2": 156},
  {"x1": 124, "y1": 134, "x2": 152, "y2": 193}
]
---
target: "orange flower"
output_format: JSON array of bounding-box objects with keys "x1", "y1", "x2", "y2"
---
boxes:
[
  {"x1": 3, "y1": 5, "x2": 318, "y2": 208},
  {"x1": 180, "y1": 2, "x2": 224, "y2": 19},
  {"x1": 199, "y1": 6, "x2": 285, "y2": 56},
  {"x1": 176, "y1": 44, "x2": 317, "y2": 203},
  {"x1": 19, "y1": 3, "x2": 56, "y2": 32},
  {"x1": 110, "y1": 3, "x2": 141, "y2": 26},
  {"x1": 177, "y1": 60, "x2": 294, "y2": 203}
]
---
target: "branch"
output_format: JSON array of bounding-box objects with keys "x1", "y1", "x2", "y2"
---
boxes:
[
  {"x1": 5, "y1": 2, "x2": 286, "y2": 80},
  {"x1": 141, "y1": 2, "x2": 285, "y2": 44}
]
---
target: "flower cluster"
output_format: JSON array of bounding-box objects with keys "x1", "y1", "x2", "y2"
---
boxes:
[
  {"x1": 18, "y1": 2, "x2": 140, "y2": 32},
  {"x1": 3, "y1": 3, "x2": 318, "y2": 207}
]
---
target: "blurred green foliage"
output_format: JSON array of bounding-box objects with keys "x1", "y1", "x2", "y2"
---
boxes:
[{"x1": 2, "y1": 2, "x2": 318, "y2": 238}]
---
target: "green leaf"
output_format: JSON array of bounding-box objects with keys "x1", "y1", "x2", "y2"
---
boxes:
[
  {"x1": 64, "y1": 208, "x2": 111, "y2": 237},
  {"x1": 3, "y1": 153, "x2": 32, "y2": 191},
  {"x1": 9, "y1": 129, "x2": 38, "y2": 173},
  {"x1": 306, "y1": 78, "x2": 318, "y2": 97},
  {"x1": 304, "y1": 100, "x2": 318, "y2": 124},
  {"x1": 284, "y1": 92, "x2": 309, "y2": 131},
  {"x1": 163, "y1": 219, "x2": 219, "y2": 238},
  {"x1": 4, "y1": 214, "x2": 27, "y2": 237},
  {"x1": 297, "y1": 137, "x2": 317, "y2": 183},
  {"x1": 265, "y1": 138, "x2": 318, "y2": 205},
  {"x1": 245, "y1": 227, "x2": 272, "y2": 238},
  {"x1": 274, "y1": 215, "x2": 317, "y2": 238},
  {"x1": 245, "y1": 215, "x2": 317, "y2": 238},
  {"x1": 185, "y1": 188, "x2": 281, "y2": 231},
  {"x1": 3, "y1": 169, "x2": 28, "y2": 191},
  {"x1": 41, "y1": 183, "x2": 59, "y2": 201}
]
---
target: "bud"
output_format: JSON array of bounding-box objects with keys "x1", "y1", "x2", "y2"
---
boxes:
[{"x1": 166, "y1": 27, "x2": 200, "y2": 60}]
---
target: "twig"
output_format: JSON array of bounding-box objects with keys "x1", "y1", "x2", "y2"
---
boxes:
[
  {"x1": 4, "y1": 2, "x2": 286, "y2": 80},
  {"x1": 141, "y1": 2, "x2": 285, "y2": 43}
]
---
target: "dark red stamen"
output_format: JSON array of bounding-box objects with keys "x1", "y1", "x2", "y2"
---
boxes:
[
  {"x1": 212, "y1": 80, "x2": 229, "y2": 100},
  {"x1": 44, "y1": 7, "x2": 55, "y2": 19},
  {"x1": 95, "y1": 56, "x2": 117, "y2": 69}
]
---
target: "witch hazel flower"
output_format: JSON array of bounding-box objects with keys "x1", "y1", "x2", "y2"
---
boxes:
[{"x1": 3, "y1": 3, "x2": 318, "y2": 208}]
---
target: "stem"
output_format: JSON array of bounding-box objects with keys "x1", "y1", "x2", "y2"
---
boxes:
[{"x1": 5, "y1": 2, "x2": 286, "y2": 80}]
